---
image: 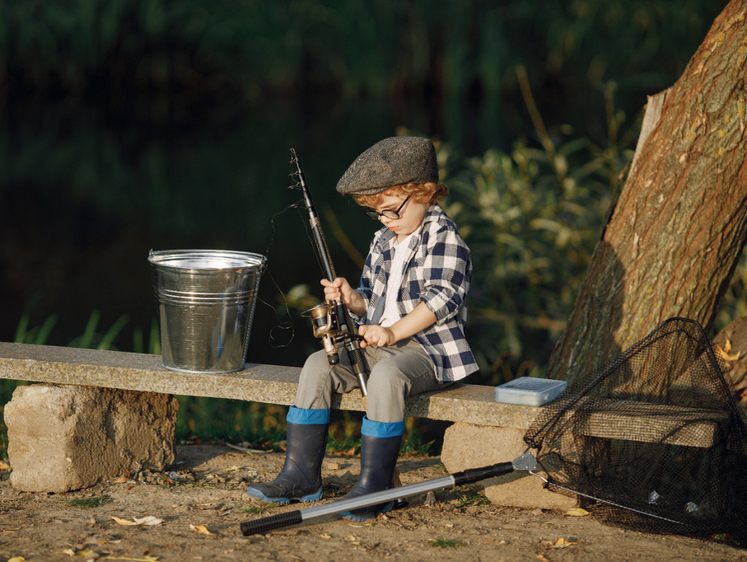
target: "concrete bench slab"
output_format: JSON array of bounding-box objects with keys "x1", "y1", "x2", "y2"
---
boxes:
[
  {"x1": 0, "y1": 342, "x2": 727, "y2": 509},
  {"x1": 0, "y1": 342, "x2": 727, "y2": 446}
]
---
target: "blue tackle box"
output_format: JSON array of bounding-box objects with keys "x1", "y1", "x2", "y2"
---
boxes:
[{"x1": 494, "y1": 377, "x2": 567, "y2": 406}]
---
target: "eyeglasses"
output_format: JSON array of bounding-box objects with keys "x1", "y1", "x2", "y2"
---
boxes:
[{"x1": 365, "y1": 195, "x2": 411, "y2": 221}]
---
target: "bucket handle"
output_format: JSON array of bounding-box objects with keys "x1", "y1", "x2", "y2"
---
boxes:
[{"x1": 240, "y1": 256, "x2": 267, "y2": 365}]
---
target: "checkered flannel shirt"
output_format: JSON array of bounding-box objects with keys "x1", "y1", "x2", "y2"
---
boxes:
[{"x1": 351, "y1": 205, "x2": 479, "y2": 383}]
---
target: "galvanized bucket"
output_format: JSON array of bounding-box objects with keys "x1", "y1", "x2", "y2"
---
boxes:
[{"x1": 148, "y1": 249, "x2": 266, "y2": 373}]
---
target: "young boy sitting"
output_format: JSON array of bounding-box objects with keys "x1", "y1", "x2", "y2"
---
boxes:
[{"x1": 247, "y1": 136, "x2": 478, "y2": 521}]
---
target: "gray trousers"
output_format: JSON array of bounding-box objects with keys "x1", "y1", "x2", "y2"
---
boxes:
[{"x1": 295, "y1": 337, "x2": 445, "y2": 423}]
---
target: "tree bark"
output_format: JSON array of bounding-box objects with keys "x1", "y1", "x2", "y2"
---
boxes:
[{"x1": 547, "y1": 0, "x2": 747, "y2": 382}]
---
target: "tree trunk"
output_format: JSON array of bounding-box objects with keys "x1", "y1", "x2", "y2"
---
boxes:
[{"x1": 547, "y1": 0, "x2": 747, "y2": 382}]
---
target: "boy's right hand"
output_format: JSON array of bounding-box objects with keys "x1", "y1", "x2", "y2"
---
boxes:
[
  {"x1": 321, "y1": 277, "x2": 353, "y2": 306},
  {"x1": 321, "y1": 278, "x2": 366, "y2": 317}
]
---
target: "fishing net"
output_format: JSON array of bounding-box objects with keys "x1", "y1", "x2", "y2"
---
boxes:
[{"x1": 525, "y1": 317, "x2": 747, "y2": 542}]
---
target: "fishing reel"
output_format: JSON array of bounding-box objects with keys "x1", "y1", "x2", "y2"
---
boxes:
[
  {"x1": 302, "y1": 301, "x2": 365, "y2": 369},
  {"x1": 303, "y1": 302, "x2": 341, "y2": 364}
]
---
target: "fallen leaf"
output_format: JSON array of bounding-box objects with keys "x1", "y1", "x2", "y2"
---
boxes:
[
  {"x1": 716, "y1": 343, "x2": 741, "y2": 362},
  {"x1": 8, "y1": 557, "x2": 26, "y2": 562},
  {"x1": 111, "y1": 516, "x2": 138, "y2": 526},
  {"x1": 133, "y1": 516, "x2": 163, "y2": 526},
  {"x1": 565, "y1": 507, "x2": 589, "y2": 517},
  {"x1": 62, "y1": 549, "x2": 76, "y2": 556},
  {"x1": 190, "y1": 524, "x2": 211, "y2": 535},
  {"x1": 0, "y1": 461, "x2": 11, "y2": 470},
  {"x1": 102, "y1": 554, "x2": 158, "y2": 562},
  {"x1": 113, "y1": 476, "x2": 129, "y2": 484},
  {"x1": 549, "y1": 537, "x2": 577, "y2": 548},
  {"x1": 537, "y1": 555, "x2": 550, "y2": 562},
  {"x1": 320, "y1": 533, "x2": 332, "y2": 539},
  {"x1": 111, "y1": 516, "x2": 163, "y2": 526}
]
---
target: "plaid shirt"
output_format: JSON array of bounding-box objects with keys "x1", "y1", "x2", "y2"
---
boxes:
[{"x1": 352, "y1": 205, "x2": 479, "y2": 383}]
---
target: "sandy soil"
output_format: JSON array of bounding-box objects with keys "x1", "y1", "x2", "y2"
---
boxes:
[{"x1": 1, "y1": 444, "x2": 745, "y2": 562}]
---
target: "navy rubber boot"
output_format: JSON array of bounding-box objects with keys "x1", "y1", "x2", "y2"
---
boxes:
[
  {"x1": 337, "y1": 417, "x2": 404, "y2": 522},
  {"x1": 246, "y1": 406, "x2": 329, "y2": 505}
]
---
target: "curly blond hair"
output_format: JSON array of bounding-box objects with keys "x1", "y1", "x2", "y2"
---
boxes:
[{"x1": 352, "y1": 182, "x2": 448, "y2": 208}]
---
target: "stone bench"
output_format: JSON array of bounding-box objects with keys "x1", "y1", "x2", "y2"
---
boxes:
[{"x1": 0, "y1": 342, "x2": 725, "y2": 511}]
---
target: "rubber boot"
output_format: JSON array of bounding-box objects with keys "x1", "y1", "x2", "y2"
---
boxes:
[
  {"x1": 246, "y1": 406, "x2": 329, "y2": 505},
  {"x1": 337, "y1": 416, "x2": 404, "y2": 522}
]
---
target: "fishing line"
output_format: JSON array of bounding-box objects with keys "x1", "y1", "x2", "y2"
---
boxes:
[
  {"x1": 255, "y1": 192, "x2": 334, "y2": 350},
  {"x1": 254, "y1": 204, "x2": 301, "y2": 350}
]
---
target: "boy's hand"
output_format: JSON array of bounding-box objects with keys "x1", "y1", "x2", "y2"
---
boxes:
[
  {"x1": 320, "y1": 277, "x2": 366, "y2": 316},
  {"x1": 358, "y1": 324, "x2": 396, "y2": 348},
  {"x1": 321, "y1": 277, "x2": 352, "y2": 305}
]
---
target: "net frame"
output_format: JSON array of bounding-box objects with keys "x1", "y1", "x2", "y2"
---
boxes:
[{"x1": 525, "y1": 318, "x2": 747, "y2": 542}]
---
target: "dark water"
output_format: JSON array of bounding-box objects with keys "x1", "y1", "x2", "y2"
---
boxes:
[{"x1": 0, "y1": 95, "x2": 510, "y2": 369}]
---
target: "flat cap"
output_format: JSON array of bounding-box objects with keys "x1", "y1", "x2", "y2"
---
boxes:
[{"x1": 336, "y1": 136, "x2": 439, "y2": 195}]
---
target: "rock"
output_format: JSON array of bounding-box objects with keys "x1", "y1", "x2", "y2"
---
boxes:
[
  {"x1": 440, "y1": 422, "x2": 576, "y2": 511},
  {"x1": 4, "y1": 384, "x2": 178, "y2": 493}
]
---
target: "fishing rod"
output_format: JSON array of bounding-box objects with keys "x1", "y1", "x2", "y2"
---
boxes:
[
  {"x1": 289, "y1": 148, "x2": 369, "y2": 396},
  {"x1": 240, "y1": 452, "x2": 537, "y2": 535}
]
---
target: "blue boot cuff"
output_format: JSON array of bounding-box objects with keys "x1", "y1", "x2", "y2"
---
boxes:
[
  {"x1": 287, "y1": 406, "x2": 330, "y2": 425},
  {"x1": 361, "y1": 416, "x2": 405, "y2": 438}
]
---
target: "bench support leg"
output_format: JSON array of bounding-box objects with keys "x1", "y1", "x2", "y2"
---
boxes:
[
  {"x1": 5, "y1": 384, "x2": 178, "y2": 493},
  {"x1": 441, "y1": 422, "x2": 576, "y2": 511}
]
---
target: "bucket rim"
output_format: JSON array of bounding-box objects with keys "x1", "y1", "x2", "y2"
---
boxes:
[{"x1": 148, "y1": 249, "x2": 266, "y2": 272}]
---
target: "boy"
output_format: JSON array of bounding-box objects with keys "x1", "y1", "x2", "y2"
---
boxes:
[{"x1": 247, "y1": 136, "x2": 478, "y2": 521}]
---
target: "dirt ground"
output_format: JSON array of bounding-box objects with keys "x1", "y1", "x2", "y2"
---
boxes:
[{"x1": 1, "y1": 444, "x2": 745, "y2": 562}]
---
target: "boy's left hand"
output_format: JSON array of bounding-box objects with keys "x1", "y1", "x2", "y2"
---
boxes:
[{"x1": 358, "y1": 324, "x2": 396, "y2": 348}]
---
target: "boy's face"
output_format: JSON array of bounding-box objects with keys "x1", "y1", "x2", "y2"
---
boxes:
[{"x1": 371, "y1": 192, "x2": 430, "y2": 243}]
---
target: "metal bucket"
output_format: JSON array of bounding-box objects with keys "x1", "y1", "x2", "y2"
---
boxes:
[{"x1": 148, "y1": 249, "x2": 266, "y2": 373}]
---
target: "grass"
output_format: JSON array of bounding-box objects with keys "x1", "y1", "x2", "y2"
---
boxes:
[
  {"x1": 454, "y1": 489, "x2": 491, "y2": 508},
  {"x1": 67, "y1": 495, "x2": 113, "y2": 509},
  {"x1": 240, "y1": 503, "x2": 272, "y2": 516},
  {"x1": 428, "y1": 536, "x2": 466, "y2": 548}
]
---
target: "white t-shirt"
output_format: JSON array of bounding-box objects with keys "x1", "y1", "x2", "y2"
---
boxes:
[{"x1": 379, "y1": 232, "x2": 416, "y2": 328}]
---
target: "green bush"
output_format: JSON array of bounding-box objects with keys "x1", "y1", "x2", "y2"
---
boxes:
[{"x1": 440, "y1": 82, "x2": 636, "y2": 383}]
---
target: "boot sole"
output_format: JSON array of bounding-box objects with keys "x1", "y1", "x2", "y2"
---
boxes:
[
  {"x1": 336, "y1": 500, "x2": 394, "y2": 522},
  {"x1": 245, "y1": 486, "x2": 323, "y2": 505}
]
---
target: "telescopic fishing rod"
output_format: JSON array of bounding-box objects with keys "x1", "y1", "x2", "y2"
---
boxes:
[
  {"x1": 240, "y1": 452, "x2": 538, "y2": 536},
  {"x1": 289, "y1": 148, "x2": 369, "y2": 396}
]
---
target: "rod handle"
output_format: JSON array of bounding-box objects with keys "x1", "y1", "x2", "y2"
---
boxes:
[
  {"x1": 452, "y1": 462, "x2": 514, "y2": 487},
  {"x1": 240, "y1": 510, "x2": 303, "y2": 536}
]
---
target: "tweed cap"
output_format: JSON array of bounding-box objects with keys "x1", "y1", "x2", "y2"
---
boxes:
[{"x1": 336, "y1": 136, "x2": 439, "y2": 195}]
